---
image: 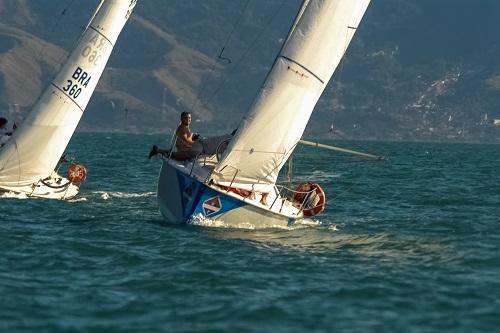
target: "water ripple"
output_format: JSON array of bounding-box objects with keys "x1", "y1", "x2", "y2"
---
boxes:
[{"x1": 1, "y1": 136, "x2": 500, "y2": 332}]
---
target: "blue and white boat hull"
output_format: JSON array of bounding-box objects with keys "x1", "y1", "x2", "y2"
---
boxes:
[{"x1": 157, "y1": 159, "x2": 301, "y2": 229}]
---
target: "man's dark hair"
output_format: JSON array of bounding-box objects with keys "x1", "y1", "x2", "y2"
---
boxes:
[
  {"x1": 0, "y1": 117, "x2": 7, "y2": 126},
  {"x1": 181, "y1": 111, "x2": 191, "y2": 119}
]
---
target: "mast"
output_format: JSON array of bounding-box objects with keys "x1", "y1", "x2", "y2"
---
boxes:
[
  {"x1": 84, "y1": 0, "x2": 106, "y2": 33},
  {"x1": 285, "y1": 0, "x2": 310, "y2": 45},
  {"x1": 259, "y1": 0, "x2": 310, "y2": 88}
]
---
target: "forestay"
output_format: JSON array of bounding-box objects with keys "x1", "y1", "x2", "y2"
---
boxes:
[
  {"x1": 211, "y1": 0, "x2": 370, "y2": 193},
  {"x1": 0, "y1": 0, "x2": 136, "y2": 187}
]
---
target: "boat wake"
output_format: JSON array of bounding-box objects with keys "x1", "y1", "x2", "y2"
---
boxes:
[
  {"x1": 67, "y1": 197, "x2": 88, "y2": 203},
  {"x1": 63, "y1": 191, "x2": 155, "y2": 203},
  {"x1": 1, "y1": 190, "x2": 155, "y2": 202},
  {"x1": 90, "y1": 191, "x2": 156, "y2": 200}
]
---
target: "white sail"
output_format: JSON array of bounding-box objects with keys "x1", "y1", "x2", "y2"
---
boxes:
[
  {"x1": 211, "y1": 0, "x2": 370, "y2": 192},
  {"x1": 0, "y1": 0, "x2": 136, "y2": 188}
]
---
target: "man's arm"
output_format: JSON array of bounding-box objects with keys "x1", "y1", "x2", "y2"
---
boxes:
[{"x1": 177, "y1": 126, "x2": 195, "y2": 146}]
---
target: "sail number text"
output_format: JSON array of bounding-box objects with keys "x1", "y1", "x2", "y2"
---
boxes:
[
  {"x1": 63, "y1": 33, "x2": 108, "y2": 99},
  {"x1": 63, "y1": 67, "x2": 91, "y2": 99},
  {"x1": 81, "y1": 34, "x2": 108, "y2": 66}
]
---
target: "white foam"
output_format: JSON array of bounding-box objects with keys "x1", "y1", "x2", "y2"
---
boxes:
[
  {"x1": 188, "y1": 214, "x2": 232, "y2": 228},
  {"x1": 295, "y1": 218, "x2": 323, "y2": 227},
  {"x1": 328, "y1": 224, "x2": 339, "y2": 231},
  {"x1": 67, "y1": 197, "x2": 87, "y2": 202},
  {"x1": 188, "y1": 213, "x2": 261, "y2": 229},
  {"x1": 0, "y1": 191, "x2": 28, "y2": 199}
]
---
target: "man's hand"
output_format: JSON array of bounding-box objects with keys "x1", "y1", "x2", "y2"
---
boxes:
[{"x1": 192, "y1": 133, "x2": 200, "y2": 141}]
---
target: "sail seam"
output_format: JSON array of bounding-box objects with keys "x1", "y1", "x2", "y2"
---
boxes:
[
  {"x1": 50, "y1": 83, "x2": 84, "y2": 113},
  {"x1": 281, "y1": 56, "x2": 324, "y2": 84},
  {"x1": 89, "y1": 26, "x2": 114, "y2": 47}
]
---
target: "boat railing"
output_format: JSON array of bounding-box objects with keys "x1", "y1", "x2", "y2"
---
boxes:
[
  {"x1": 190, "y1": 153, "x2": 215, "y2": 176},
  {"x1": 275, "y1": 184, "x2": 317, "y2": 214},
  {"x1": 203, "y1": 167, "x2": 318, "y2": 215},
  {"x1": 206, "y1": 164, "x2": 239, "y2": 188},
  {"x1": 165, "y1": 132, "x2": 177, "y2": 161}
]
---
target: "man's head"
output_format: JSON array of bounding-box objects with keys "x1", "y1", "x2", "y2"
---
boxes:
[
  {"x1": 0, "y1": 117, "x2": 7, "y2": 128},
  {"x1": 180, "y1": 112, "x2": 192, "y2": 126}
]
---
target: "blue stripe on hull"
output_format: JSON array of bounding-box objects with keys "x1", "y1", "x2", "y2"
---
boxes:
[
  {"x1": 159, "y1": 162, "x2": 245, "y2": 222},
  {"x1": 175, "y1": 170, "x2": 206, "y2": 220},
  {"x1": 192, "y1": 186, "x2": 246, "y2": 218},
  {"x1": 175, "y1": 169, "x2": 245, "y2": 220}
]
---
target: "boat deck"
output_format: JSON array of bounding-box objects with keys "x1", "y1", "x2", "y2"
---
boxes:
[{"x1": 164, "y1": 156, "x2": 303, "y2": 219}]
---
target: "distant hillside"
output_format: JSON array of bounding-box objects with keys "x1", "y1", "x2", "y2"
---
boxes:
[{"x1": 1, "y1": 0, "x2": 500, "y2": 142}]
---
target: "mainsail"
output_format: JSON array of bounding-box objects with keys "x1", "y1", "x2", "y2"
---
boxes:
[
  {"x1": 0, "y1": 0, "x2": 136, "y2": 187},
  {"x1": 211, "y1": 0, "x2": 371, "y2": 193}
]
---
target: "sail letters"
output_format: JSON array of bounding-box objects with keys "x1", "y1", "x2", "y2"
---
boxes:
[
  {"x1": 61, "y1": 67, "x2": 90, "y2": 99},
  {"x1": 72, "y1": 67, "x2": 91, "y2": 88},
  {"x1": 82, "y1": 34, "x2": 108, "y2": 66}
]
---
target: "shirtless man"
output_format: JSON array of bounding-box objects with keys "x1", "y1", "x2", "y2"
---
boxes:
[
  {"x1": 148, "y1": 111, "x2": 200, "y2": 159},
  {"x1": 175, "y1": 112, "x2": 199, "y2": 151}
]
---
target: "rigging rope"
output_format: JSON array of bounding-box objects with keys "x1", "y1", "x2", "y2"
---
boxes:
[
  {"x1": 192, "y1": 0, "x2": 289, "y2": 116},
  {"x1": 33, "y1": 0, "x2": 80, "y2": 93},
  {"x1": 329, "y1": 4, "x2": 369, "y2": 143},
  {"x1": 39, "y1": 177, "x2": 72, "y2": 189},
  {"x1": 6, "y1": 0, "x2": 82, "y2": 190},
  {"x1": 188, "y1": 0, "x2": 251, "y2": 113},
  {"x1": 216, "y1": 0, "x2": 252, "y2": 64}
]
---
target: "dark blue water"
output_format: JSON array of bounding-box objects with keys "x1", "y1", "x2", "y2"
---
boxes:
[{"x1": 1, "y1": 133, "x2": 499, "y2": 332}]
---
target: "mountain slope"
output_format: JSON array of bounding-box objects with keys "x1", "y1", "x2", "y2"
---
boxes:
[{"x1": 0, "y1": 0, "x2": 499, "y2": 141}]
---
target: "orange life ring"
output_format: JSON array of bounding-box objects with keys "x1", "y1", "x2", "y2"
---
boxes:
[
  {"x1": 67, "y1": 163, "x2": 87, "y2": 184},
  {"x1": 292, "y1": 182, "x2": 326, "y2": 217}
]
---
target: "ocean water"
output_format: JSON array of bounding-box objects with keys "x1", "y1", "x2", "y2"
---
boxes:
[{"x1": 1, "y1": 133, "x2": 499, "y2": 332}]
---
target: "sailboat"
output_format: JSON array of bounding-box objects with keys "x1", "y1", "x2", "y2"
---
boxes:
[
  {"x1": 0, "y1": 0, "x2": 136, "y2": 199},
  {"x1": 156, "y1": 0, "x2": 371, "y2": 228}
]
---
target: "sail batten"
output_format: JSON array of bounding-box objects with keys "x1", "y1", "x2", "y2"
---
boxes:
[
  {"x1": 89, "y1": 26, "x2": 115, "y2": 47},
  {"x1": 280, "y1": 56, "x2": 324, "y2": 83},
  {"x1": 212, "y1": 0, "x2": 371, "y2": 193},
  {"x1": 49, "y1": 83, "x2": 85, "y2": 112}
]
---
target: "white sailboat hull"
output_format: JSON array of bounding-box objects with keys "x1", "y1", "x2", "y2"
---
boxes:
[
  {"x1": 157, "y1": 158, "x2": 301, "y2": 229},
  {"x1": 0, "y1": 173, "x2": 79, "y2": 199}
]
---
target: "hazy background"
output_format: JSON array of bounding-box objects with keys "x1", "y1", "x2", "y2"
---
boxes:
[{"x1": 1, "y1": 0, "x2": 500, "y2": 142}]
